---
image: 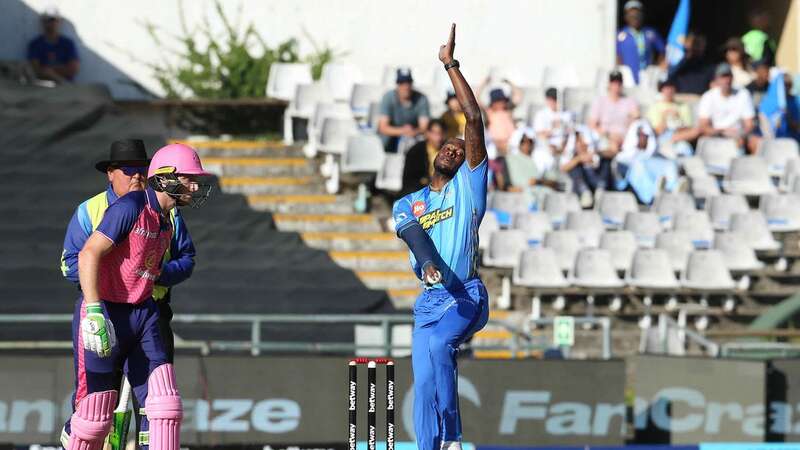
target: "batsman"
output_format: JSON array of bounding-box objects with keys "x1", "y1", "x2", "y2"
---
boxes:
[
  {"x1": 392, "y1": 24, "x2": 490, "y2": 450},
  {"x1": 62, "y1": 144, "x2": 211, "y2": 450}
]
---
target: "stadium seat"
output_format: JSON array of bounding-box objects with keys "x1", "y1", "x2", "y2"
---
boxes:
[
  {"x1": 304, "y1": 102, "x2": 354, "y2": 158},
  {"x1": 722, "y1": 156, "x2": 776, "y2": 196},
  {"x1": 573, "y1": 249, "x2": 624, "y2": 289},
  {"x1": 690, "y1": 174, "x2": 721, "y2": 200},
  {"x1": 561, "y1": 87, "x2": 596, "y2": 115},
  {"x1": 714, "y1": 232, "x2": 764, "y2": 272},
  {"x1": 596, "y1": 191, "x2": 638, "y2": 228},
  {"x1": 266, "y1": 63, "x2": 313, "y2": 101},
  {"x1": 729, "y1": 211, "x2": 781, "y2": 251},
  {"x1": 414, "y1": 84, "x2": 446, "y2": 117},
  {"x1": 543, "y1": 230, "x2": 582, "y2": 272},
  {"x1": 512, "y1": 211, "x2": 552, "y2": 247},
  {"x1": 283, "y1": 83, "x2": 334, "y2": 144},
  {"x1": 341, "y1": 133, "x2": 385, "y2": 173},
  {"x1": 543, "y1": 191, "x2": 581, "y2": 228},
  {"x1": 651, "y1": 192, "x2": 695, "y2": 228},
  {"x1": 655, "y1": 231, "x2": 694, "y2": 274},
  {"x1": 760, "y1": 194, "x2": 800, "y2": 232},
  {"x1": 623, "y1": 211, "x2": 661, "y2": 247},
  {"x1": 350, "y1": 84, "x2": 385, "y2": 119},
  {"x1": 374, "y1": 152, "x2": 405, "y2": 192},
  {"x1": 614, "y1": 65, "x2": 637, "y2": 88},
  {"x1": 672, "y1": 211, "x2": 714, "y2": 249},
  {"x1": 321, "y1": 63, "x2": 364, "y2": 102},
  {"x1": 681, "y1": 250, "x2": 736, "y2": 291},
  {"x1": 366, "y1": 102, "x2": 382, "y2": 131},
  {"x1": 489, "y1": 191, "x2": 530, "y2": 225},
  {"x1": 318, "y1": 117, "x2": 358, "y2": 155},
  {"x1": 626, "y1": 249, "x2": 679, "y2": 290},
  {"x1": 515, "y1": 86, "x2": 545, "y2": 123},
  {"x1": 482, "y1": 229, "x2": 528, "y2": 269},
  {"x1": 783, "y1": 158, "x2": 800, "y2": 192},
  {"x1": 513, "y1": 248, "x2": 570, "y2": 288},
  {"x1": 696, "y1": 137, "x2": 739, "y2": 175},
  {"x1": 706, "y1": 194, "x2": 749, "y2": 231},
  {"x1": 759, "y1": 138, "x2": 799, "y2": 177},
  {"x1": 565, "y1": 210, "x2": 604, "y2": 248},
  {"x1": 478, "y1": 212, "x2": 500, "y2": 251},
  {"x1": 599, "y1": 231, "x2": 637, "y2": 274},
  {"x1": 680, "y1": 156, "x2": 708, "y2": 178},
  {"x1": 542, "y1": 65, "x2": 581, "y2": 88}
]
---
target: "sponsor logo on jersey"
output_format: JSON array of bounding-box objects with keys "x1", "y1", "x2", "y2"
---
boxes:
[
  {"x1": 419, "y1": 207, "x2": 454, "y2": 230},
  {"x1": 412, "y1": 201, "x2": 426, "y2": 218}
]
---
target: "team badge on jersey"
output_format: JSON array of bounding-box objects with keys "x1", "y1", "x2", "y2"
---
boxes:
[{"x1": 412, "y1": 201, "x2": 426, "y2": 218}]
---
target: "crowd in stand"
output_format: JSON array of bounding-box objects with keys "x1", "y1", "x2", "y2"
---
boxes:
[{"x1": 378, "y1": 2, "x2": 799, "y2": 209}]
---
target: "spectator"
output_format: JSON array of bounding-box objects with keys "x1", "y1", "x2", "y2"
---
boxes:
[
  {"x1": 760, "y1": 73, "x2": 800, "y2": 141},
  {"x1": 668, "y1": 33, "x2": 715, "y2": 96},
  {"x1": 506, "y1": 128, "x2": 560, "y2": 194},
  {"x1": 399, "y1": 120, "x2": 444, "y2": 197},
  {"x1": 698, "y1": 63, "x2": 759, "y2": 153},
  {"x1": 377, "y1": 68, "x2": 430, "y2": 153},
  {"x1": 722, "y1": 37, "x2": 753, "y2": 89},
  {"x1": 746, "y1": 60, "x2": 771, "y2": 105},
  {"x1": 440, "y1": 90, "x2": 465, "y2": 139},
  {"x1": 616, "y1": 0, "x2": 665, "y2": 84},
  {"x1": 742, "y1": 10, "x2": 777, "y2": 66},
  {"x1": 615, "y1": 120, "x2": 680, "y2": 204},
  {"x1": 560, "y1": 126, "x2": 610, "y2": 207},
  {"x1": 533, "y1": 87, "x2": 572, "y2": 152},
  {"x1": 646, "y1": 78, "x2": 698, "y2": 157},
  {"x1": 589, "y1": 70, "x2": 639, "y2": 154},
  {"x1": 27, "y1": 7, "x2": 79, "y2": 83},
  {"x1": 477, "y1": 77, "x2": 522, "y2": 153}
]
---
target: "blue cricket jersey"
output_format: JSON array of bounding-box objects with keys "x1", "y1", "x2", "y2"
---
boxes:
[{"x1": 393, "y1": 158, "x2": 488, "y2": 289}]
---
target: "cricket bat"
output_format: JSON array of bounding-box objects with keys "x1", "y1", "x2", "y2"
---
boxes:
[{"x1": 107, "y1": 377, "x2": 132, "y2": 450}]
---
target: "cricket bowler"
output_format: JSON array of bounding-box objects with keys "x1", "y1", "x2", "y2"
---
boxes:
[{"x1": 392, "y1": 24, "x2": 490, "y2": 450}]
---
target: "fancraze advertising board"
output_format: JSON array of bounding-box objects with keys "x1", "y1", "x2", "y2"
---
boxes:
[{"x1": 0, "y1": 356, "x2": 625, "y2": 446}]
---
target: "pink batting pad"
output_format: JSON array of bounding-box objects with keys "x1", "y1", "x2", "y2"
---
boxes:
[
  {"x1": 145, "y1": 364, "x2": 182, "y2": 450},
  {"x1": 68, "y1": 390, "x2": 117, "y2": 450}
]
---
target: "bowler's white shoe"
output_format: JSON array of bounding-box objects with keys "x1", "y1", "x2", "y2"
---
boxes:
[{"x1": 441, "y1": 441, "x2": 462, "y2": 450}]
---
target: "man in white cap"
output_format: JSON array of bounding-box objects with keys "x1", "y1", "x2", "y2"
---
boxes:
[{"x1": 27, "y1": 6, "x2": 80, "y2": 83}]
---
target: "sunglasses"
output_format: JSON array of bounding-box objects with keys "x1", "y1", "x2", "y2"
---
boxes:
[{"x1": 112, "y1": 166, "x2": 148, "y2": 176}]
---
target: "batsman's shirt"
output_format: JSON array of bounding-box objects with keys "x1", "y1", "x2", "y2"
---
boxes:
[
  {"x1": 393, "y1": 158, "x2": 488, "y2": 289},
  {"x1": 95, "y1": 188, "x2": 172, "y2": 304}
]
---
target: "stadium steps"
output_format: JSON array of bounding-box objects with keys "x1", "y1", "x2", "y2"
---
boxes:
[
  {"x1": 300, "y1": 232, "x2": 405, "y2": 251},
  {"x1": 184, "y1": 137, "x2": 414, "y2": 307},
  {"x1": 272, "y1": 214, "x2": 382, "y2": 232}
]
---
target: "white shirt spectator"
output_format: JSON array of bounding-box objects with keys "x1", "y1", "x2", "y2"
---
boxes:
[
  {"x1": 617, "y1": 119, "x2": 657, "y2": 166},
  {"x1": 534, "y1": 124, "x2": 600, "y2": 172},
  {"x1": 533, "y1": 107, "x2": 572, "y2": 147},
  {"x1": 697, "y1": 87, "x2": 755, "y2": 132}
]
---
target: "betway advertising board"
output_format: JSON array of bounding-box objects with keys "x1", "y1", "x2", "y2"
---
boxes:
[{"x1": 0, "y1": 356, "x2": 625, "y2": 446}]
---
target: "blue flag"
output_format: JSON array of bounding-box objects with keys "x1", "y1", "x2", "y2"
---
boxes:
[
  {"x1": 759, "y1": 70, "x2": 787, "y2": 136},
  {"x1": 666, "y1": 0, "x2": 691, "y2": 71}
]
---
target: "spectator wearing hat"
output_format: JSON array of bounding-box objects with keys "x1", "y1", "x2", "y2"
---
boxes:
[
  {"x1": 747, "y1": 59, "x2": 771, "y2": 106},
  {"x1": 400, "y1": 119, "x2": 444, "y2": 197},
  {"x1": 722, "y1": 37, "x2": 753, "y2": 89},
  {"x1": 616, "y1": 0, "x2": 665, "y2": 84},
  {"x1": 589, "y1": 70, "x2": 639, "y2": 157},
  {"x1": 698, "y1": 63, "x2": 759, "y2": 153},
  {"x1": 61, "y1": 139, "x2": 197, "y2": 362},
  {"x1": 440, "y1": 90, "x2": 466, "y2": 139},
  {"x1": 646, "y1": 78, "x2": 698, "y2": 157},
  {"x1": 615, "y1": 119, "x2": 680, "y2": 204},
  {"x1": 477, "y1": 76, "x2": 523, "y2": 154},
  {"x1": 668, "y1": 33, "x2": 715, "y2": 96},
  {"x1": 533, "y1": 87, "x2": 572, "y2": 152},
  {"x1": 377, "y1": 68, "x2": 431, "y2": 153},
  {"x1": 27, "y1": 7, "x2": 79, "y2": 83}
]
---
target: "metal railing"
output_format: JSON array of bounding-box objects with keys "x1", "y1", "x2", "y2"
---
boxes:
[
  {"x1": 639, "y1": 312, "x2": 719, "y2": 357},
  {"x1": 0, "y1": 313, "x2": 541, "y2": 358}
]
